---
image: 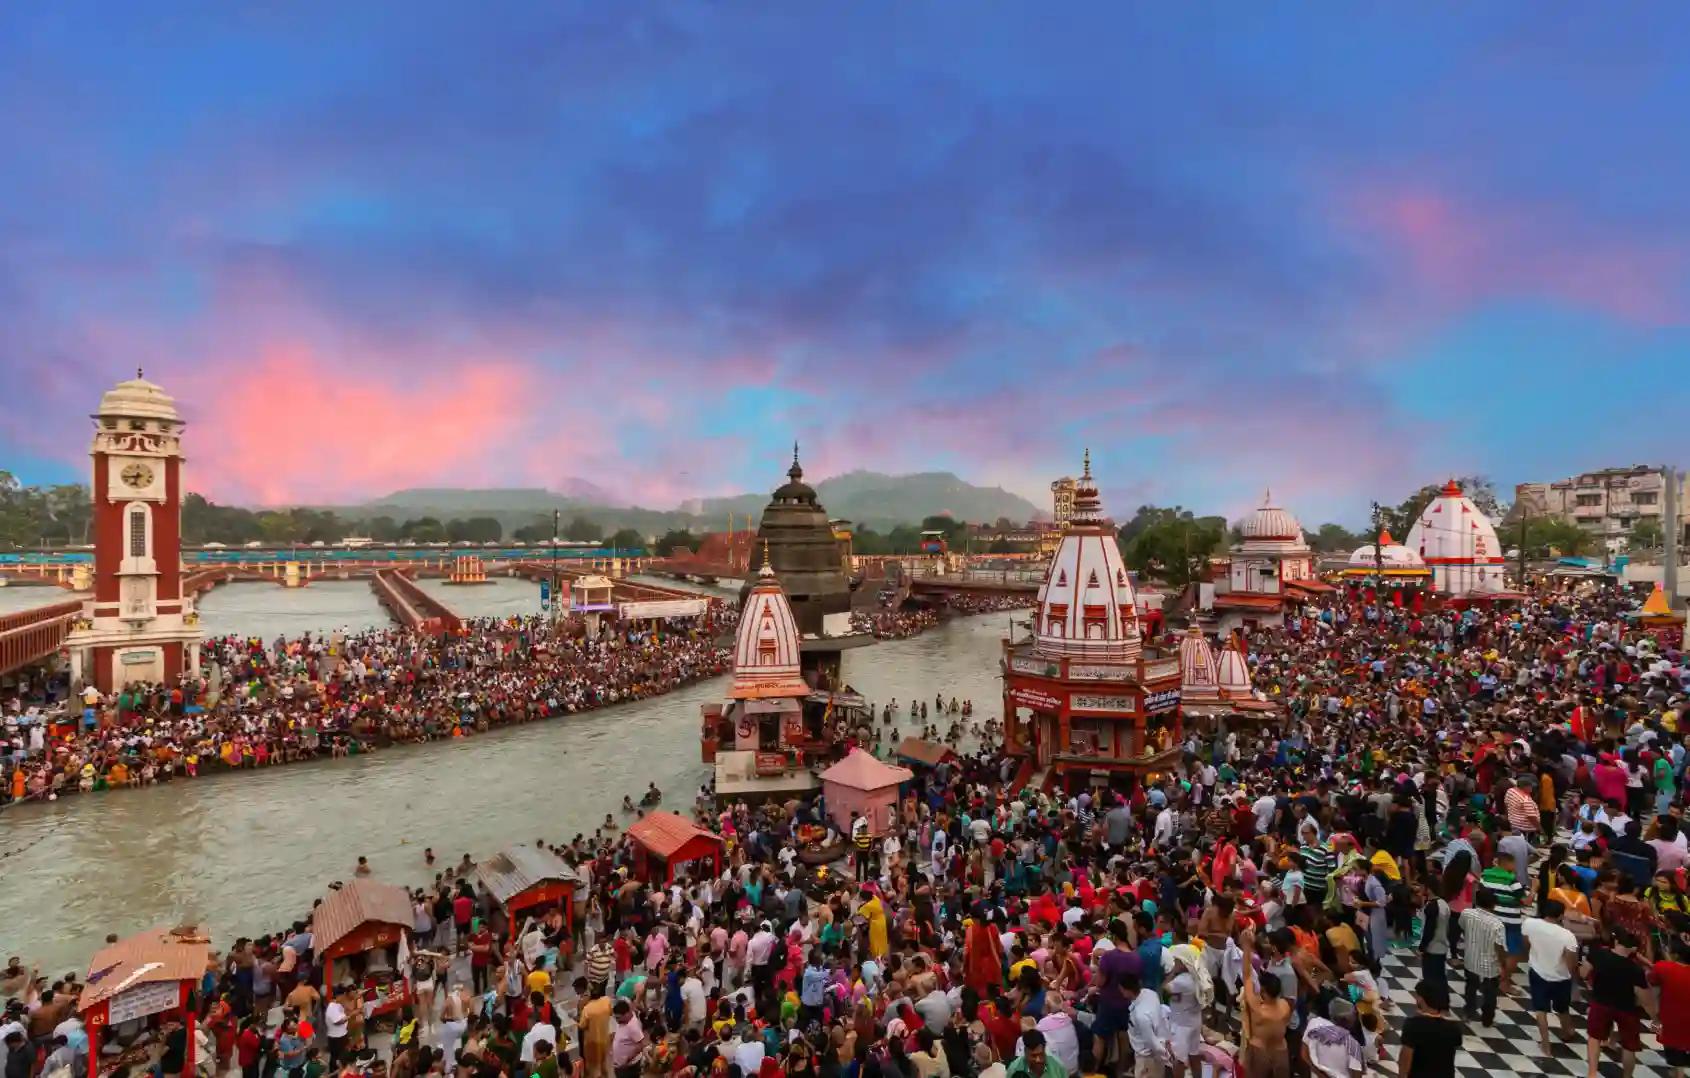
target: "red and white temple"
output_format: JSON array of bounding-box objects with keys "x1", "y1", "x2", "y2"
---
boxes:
[
  {"x1": 1000, "y1": 453, "x2": 1183, "y2": 793},
  {"x1": 1339, "y1": 528, "x2": 1432, "y2": 606},
  {"x1": 1404, "y1": 479, "x2": 1507, "y2": 596},
  {"x1": 1204, "y1": 490, "x2": 1331, "y2": 634},
  {"x1": 701, "y1": 558, "x2": 832, "y2": 798},
  {"x1": 65, "y1": 373, "x2": 202, "y2": 692},
  {"x1": 1178, "y1": 625, "x2": 1280, "y2": 732}
]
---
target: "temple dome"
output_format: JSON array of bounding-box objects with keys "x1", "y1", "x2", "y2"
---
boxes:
[
  {"x1": 1237, "y1": 490, "x2": 1308, "y2": 549},
  {"x1": 1215, "y1": 634, "x2": 1254, "y2": 699},
  {"x1": 743, "y1": 444, "x2": 850, "y2": 635},
  {"x1": 1178, "y1": 627, "x2": 1221, "y2": 703},
  {"x1": 1032, "y1": 452, "x2": 1142, "y2": 662},
  {"x1": 96, "y1": 372, "x2": 179, "y2": 423},
  {"x1": 1347, "y1": 530, "x2": 1425, "y2": 569},
  {"x1": 1404, "y1": 480, "x2": 1506, "y2": 595},
  {"x1": 729, "y1": 560, "x2": 810, "y2": 700}
]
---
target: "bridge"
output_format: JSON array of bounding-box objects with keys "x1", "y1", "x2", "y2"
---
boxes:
[
  {"x1": 369, "y1": 570, "x2": 462, "y2": 633},
  {"x1": 905, "y1": 568, "x2": 1042, "y2": 600},
  {"x1": 0, "y1": 599, "x2": 83, "y2": 677}
]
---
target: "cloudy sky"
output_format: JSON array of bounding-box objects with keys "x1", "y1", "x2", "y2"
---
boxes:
[{"x1": 3, "y1": 5, "x2": 1686, "y2": 525}]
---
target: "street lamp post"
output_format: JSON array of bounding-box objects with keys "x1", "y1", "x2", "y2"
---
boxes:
[
  {"x1": 1370, "y1": 501, "x2": 1384, "y2": 604},
  {"x1": 551, "y1": 508, "x2": 560, "y2": 624}
]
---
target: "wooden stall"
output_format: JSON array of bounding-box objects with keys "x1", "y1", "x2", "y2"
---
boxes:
[
  {"x1": 80, "y1": 925, "x2": 211, "y2": 1078},
  {"x1": 627, "y1": 812, "x2": 725, "y2": 885},
  {"x1": 476, "y1": 845, "x2": 583, "y2": 943},
  {"x1": 313, "y1": 878, "x2": 414, "y2": 1017}
]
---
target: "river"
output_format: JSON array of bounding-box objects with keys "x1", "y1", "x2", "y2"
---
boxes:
[{"x1": 0, "y1": 583, "x2": 1009, "y2": 974}]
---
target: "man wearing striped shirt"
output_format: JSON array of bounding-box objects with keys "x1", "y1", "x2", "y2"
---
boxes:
[
  {"x1": 1458, "y1": 889, "x2": 1507, "y2": 1025},
  {"x1": 1297, "y1": 823, "x2": 1333, "y2": 908},
  {"x1": 1480, "y1": 849, "x2": 1527, "y2": 987}
]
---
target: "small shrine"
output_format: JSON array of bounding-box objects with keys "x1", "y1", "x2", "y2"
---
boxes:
[
  {"x1": 445, "y1": 555, "x2": 491, "y2": 585},
  {"x1": 1632, "y1": 583, "x2": 1684, "y2": 649},
  {"x1": 1000, "y1": 452, "x2": 1184, "y2": 793},
  {"x1": 1178, "y1": 626, "x2": 1279, "y2": 735},
  {"x1": 1339, "y1": 529, "x2": 1432, "y2": 607},
  {"x1": 1204, "y1": 490, "x2": 1331, "y2": 634},
  {"x1": 569, "y1": 574, "x2": 615, "y2": 635}
]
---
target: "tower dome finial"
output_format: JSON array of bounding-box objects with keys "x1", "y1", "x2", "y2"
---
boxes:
[{"x1": 788, "y1": 442, "x2": 803, "y2": 482}]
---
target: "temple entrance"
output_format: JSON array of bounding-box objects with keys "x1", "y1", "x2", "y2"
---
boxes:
[{"x1": 1035, "y1": 712, "x2": 1055, "y2": 768}]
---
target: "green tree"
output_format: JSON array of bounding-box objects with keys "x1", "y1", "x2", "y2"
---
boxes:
[
  {"x1": 402, "y1": 517, "x2": 448, "y2": 543},
  {"x1": 1310, "y1": 523, "x2": 1360, "y2": 553},
  {"x1": 1522, "y1": 517, "x2": 1592, "y2": 558},
  {"x1": 563, "y1": 515, "x2": 603, "y2": 542},
  {"x1": 654, "y1": 528, "x2": 702, "y2": 556},
  {"x1": 446, "y1": 516, "x2": 503, "y2": 543},
  {"x1": 1122, "y1": 514, "x2": 1225, "y2": 587},
  {"x1": 1380, "y1": 476, "x2": 1503, "y2": 537},
  {"x1": 1629, "y1": 517, "x2": 1663, "y2": 552},
  {"x1": 366, "y1": 515, "x2": 402, "y2": 542},
  {"x1": 513, "y1": 518, "x2": 554, "y2": 543},
  {"x1": 607, "y1": 527, "x2": 645, "y2": 553}
]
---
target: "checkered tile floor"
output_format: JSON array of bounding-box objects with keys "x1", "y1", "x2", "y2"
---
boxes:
[{"x1": 1367, "y1": 947, "x2": 1671, "y2": 1077}]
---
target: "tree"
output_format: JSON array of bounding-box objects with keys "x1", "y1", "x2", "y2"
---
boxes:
[
  {"x1": 1121, "y1": 514, "x2": 1225, "y2": 587},
  {"x1": 654, "y1": 529, "x2": 702, "y2": 556},
  {"x1": 1309, "y1": 523, "x2": 1360, "y2": 553},
  {"x1": 563, "y1": 515, "x2": 603, "y2": 542},
  {"x1": 1629, "y1": 517, "x2": 1663, "y2": 553},
  {"x1": 447, "y1": 516, "x2": 502, "y2": 543},
  {"x1": 402, "y1": 517, "x2": 448, "y2": 543},
  {"x1": 1521, "y1": 517, "x2": 1592, "y2": 559},
  {"x1": 513, "y1": 518, "x2": 554, "y2": 543},
  {"x1": 607, "y1": 528, "x2": 645, "y2": 553},
  {"x1": 993, "y1": 516, "x2": 1017, "y2": 533},
  {"x1": 366, "y1": 515, "x2": 402, "y2": 542}
]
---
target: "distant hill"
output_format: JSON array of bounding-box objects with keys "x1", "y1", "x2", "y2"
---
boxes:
[
  {"x1": 703, "y1": 470, "x2": 1044, "y2": 531},
  {"x1": 338, "y1": 471, "x2": 1042, "y2": 536}
]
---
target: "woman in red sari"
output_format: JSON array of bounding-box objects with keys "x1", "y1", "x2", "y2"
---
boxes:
[{"x1": 963, "y1": 911, "x2": 1004, "y2": 994}]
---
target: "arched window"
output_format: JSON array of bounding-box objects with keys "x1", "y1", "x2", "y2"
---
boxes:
[{"x1": 129, "y1": 507, "x2": 147, "y2": 557}]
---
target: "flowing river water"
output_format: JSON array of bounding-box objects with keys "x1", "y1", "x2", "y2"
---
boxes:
[{"x1": 0, "y1": 576, "x2": 1012, "y2": 974}]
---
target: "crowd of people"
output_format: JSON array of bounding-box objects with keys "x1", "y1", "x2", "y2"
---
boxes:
[
  {"x1": 852, "y1": 597, "x2": 1032, "y2": 641},
  {"x1": 0, "y1": 606, "x2": 735, "y2": 806},
  {"x1": 9, "y1": 583, "x2": 1690, "y2": 1078}
]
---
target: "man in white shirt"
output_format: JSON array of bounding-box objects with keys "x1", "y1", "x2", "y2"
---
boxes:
[
  {"x1": 521, "y1": 1016, "x2": 560, "y2": 1065},
  {"x1": 1521, "y1": 901, "x2": 1579, "y2": 1055},
  {"x1": 680, "y1": 972, "x2": 707, "y2": 1029},
  {"x1": 1127, "y1": 977, "x2": 1170, "y2": 1076},
  {"x1": 323, "y1": 994, "x2": 350, "y2": 1064},
  {"x1": 1152, "y1": 805, "x2": 1175, "y2": 849}
]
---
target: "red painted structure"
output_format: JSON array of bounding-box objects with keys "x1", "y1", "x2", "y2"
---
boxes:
[
  {"x1": 80, "y1": 926, "x2": 210, "y2": 1078},
  {"x1": 476, "y1": 846, "x2": 583, "y2": 943},
  {"x1": 313, "y1": 879, "x2": 414, "y2": 1016},
  {"x1": 0, "y1": 599, "x2": 82, "y2": 677},
  {"x1": 627, "y1": 812, "x2": 725, "y2": 884}
]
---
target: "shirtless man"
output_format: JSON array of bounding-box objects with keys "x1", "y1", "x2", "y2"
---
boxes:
[{"x1": 1239, "y1": 929, "x2": 1293, "y2": 1078}]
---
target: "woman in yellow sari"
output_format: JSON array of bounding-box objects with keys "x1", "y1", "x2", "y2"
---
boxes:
[{"x1": 859, "y1": 887, "x2": 889, "y2": 959}]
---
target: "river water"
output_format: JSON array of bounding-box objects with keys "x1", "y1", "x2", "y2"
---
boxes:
[{"x1": 0, "y1": 578, "x2": 1009, "y2": 974}]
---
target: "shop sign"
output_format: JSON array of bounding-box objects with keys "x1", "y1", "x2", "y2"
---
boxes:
[
  {"x1": 1144, "y1": 688, "x2": 1181, "y2": 713},
  {"x1": 108, "y1": 980, "x2": 180, "y2": 1024},
  {"x1": 1009, "y1": 656, "x2": 1057, "y2": 677},
  {"x1": 1009, "y1": 687, "x2": 1061, "y2": 711},
  {"x1": 1069, "y1": 663, "x2": 1130, "y2": 681},
  {"x1": 120, "y1": 650, "x2": 156, "y2": 666},
  {"x1": 1071, "y1": 694, "x2": 1134, "y2": 713}
]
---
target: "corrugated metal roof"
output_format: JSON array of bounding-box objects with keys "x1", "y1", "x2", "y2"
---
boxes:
[
  {"x1": 475, "y1": 845, "x2": 583, "y2": 906},
  {"x1": 312, "y1": 878, "x2": 414, "y2": 955},
  {"x1": 627, "y1": 811, "x2": 721, "y2": 859},
  {"x1": 80, "y1": 925, "x2": 211, "y2": 1011}
]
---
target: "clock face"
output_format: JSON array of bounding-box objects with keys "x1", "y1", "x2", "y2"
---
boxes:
[{"x1": 120, "y1": 463, "x2": 155, "y2": 489}]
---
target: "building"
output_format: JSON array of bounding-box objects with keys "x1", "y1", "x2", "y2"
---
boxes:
[
  {"x1": 1001, "y1": 453, "x2": 1183, "y2": 793},
  {"x1": 1405, "y1": 480, "x2": 1507, "y2": 596},
  {"x1": 64, "y1": 373, "x2": 203, "y2": 691},
  {"x1": 1202, "y1": 491, "x2": 1329, "y2": 634},
  {"x1": 1515, "y1": 466, "x2": 1690, "y2": 548},
  {"x1": 1050, "y1": 476, "x2": 1077, "y2": 529},
  {"x1": 1338, "y1": 529, "x2": 1432, "y2": 604}
]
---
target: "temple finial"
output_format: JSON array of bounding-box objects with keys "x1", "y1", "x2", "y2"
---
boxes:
[
  {"x1": 1082, "y1": 448, "x2": 1091, "y2": 478},
  {"x1": 136, "y1": 366, "x2": 144, "y2": 379}
]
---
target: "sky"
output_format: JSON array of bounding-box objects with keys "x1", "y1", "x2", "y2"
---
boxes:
[{"x1": 2, "y1": 5, "x2": 1687, "y2": 528}]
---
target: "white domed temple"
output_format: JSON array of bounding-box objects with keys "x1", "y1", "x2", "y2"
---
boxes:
[
  {"x1": 1000, "y1": 453, "x2": 1184, "y2": 793},
  {"x1": 1338, "y1": 528, "x2": 1432, "y2": 604},
  {"x1": 1404, "y1": 480, "x2": 1508, "y2": 596},
  {"x1": 1203, "y1": 490, "x2": 1332, "y2": 635}
]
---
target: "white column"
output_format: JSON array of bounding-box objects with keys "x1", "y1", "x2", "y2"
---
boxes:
[
  {"x1": 188, "y1": 641, "x2": 202, "y2": 675},
  {"x1": 69, "y1": 647, "x2": 85, "y2": 688}
]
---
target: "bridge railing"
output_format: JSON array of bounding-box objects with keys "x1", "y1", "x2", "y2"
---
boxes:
[
  {"x1": 0, "y1": 599, "x2": 83, "y2": 676},
  {"x1": 374, "y1": 570, "x2": 463, "y2": 633}
]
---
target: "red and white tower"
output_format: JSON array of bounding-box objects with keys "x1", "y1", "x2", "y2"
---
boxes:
[{"x1": 66, "y1": 372, "x2": 202, "y2": 691}]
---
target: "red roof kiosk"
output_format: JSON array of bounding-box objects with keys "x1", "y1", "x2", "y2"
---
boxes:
[
  {"x1": 312, "y1": 879, "x2": 415, "y2": 1017},
  {"x1": 80, "y1": 926, "x2": 211, "y2": 1078},
  {"x1": 628, "y1": 812, "x2": 725, "y2": 884},
  {"x1": 476, "y1": 845, "x2": 584, "y2": 943}
]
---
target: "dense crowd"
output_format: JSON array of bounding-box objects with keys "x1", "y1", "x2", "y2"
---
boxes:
[
  {"x1": 0, "y1": 607, "x2": 735, "y2": 806},
  {"x1": 9, "y1": 583, "x2": 1690, "y2": 1078},
  {"x1": 852, "y1": 597, "x2": 1032, "y2": 641}
]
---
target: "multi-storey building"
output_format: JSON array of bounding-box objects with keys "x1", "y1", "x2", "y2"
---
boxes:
[
  {"x1": 1515, "y1": 466, "x2": 1688, "y2": 546},
  {"x1": 1051, "y1": 476, "x2": 1076, "y2": 530}
]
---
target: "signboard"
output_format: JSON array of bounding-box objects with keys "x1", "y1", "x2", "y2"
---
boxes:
[
  {"x1": 1010, "y1": 656, "x2": 1058, "y2": 677},
  {"x1": 539, "y1": 580, "x2": 551, "y2": 612},
  {"x1": 618, "y1": 599, "x2": 707, "y2": 620},
  {"x1": 108, "y1": 980, "x2": 181, "y2": 1025},
  {"x1": 1069, "y1": 663, "x2": 1131, "y2": 681},
  {"x1": 1144, "y1": 688, "x2": 1181, "y2": 714},
  {"x1": 120, "y1": 650, "x2": 156, "y2": 666},
  {"x1": 1070, "y1": 694, "x2": 1135, "y2": 713},
  {"x1": 1009, "y1": 687, "x2": 1062, "y2": 711},
  {"x1": 755, "y1": 752, "x2": 790, "y2": 775}
]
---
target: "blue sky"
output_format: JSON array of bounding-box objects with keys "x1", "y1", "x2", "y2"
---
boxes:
[{"x1": 2, "y1": 4, "x2": 1685, "y2": 526}]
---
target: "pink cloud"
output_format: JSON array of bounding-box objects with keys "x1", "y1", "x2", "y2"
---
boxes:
[
  {"x1": 1344, "y1": 182, "x2": 1685, "y2": 327},
  {"x1": 179, "y1": 347, "x2": 536, "y2": 504}
]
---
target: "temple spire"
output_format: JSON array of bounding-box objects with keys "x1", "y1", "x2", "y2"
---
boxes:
[{"x1": 788, "y1": 441, "x2": 803, "y2": 482}]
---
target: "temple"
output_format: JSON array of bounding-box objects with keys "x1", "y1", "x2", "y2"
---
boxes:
[
  {"x1": 1203, "y1": 490, "x2": 1329, "y2": 634},
  {"x1": 1177, "y1": 625, "x2": 1280, "y2": 734},
  {"x1": 1000, "y1": 452, "x2": 1184, "y2": 793},
  {"x1": 1339, "y1": 528, "x2": 1432, "y2": 606},
  {"x1": 1404, "y1": 480, "x2": 1507, "y2": 596}
]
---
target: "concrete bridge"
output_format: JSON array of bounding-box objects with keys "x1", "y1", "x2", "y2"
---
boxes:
[
  {"x1": 905, "y1": 569, "x2": 1041, "y2": 600},
  {"x1": 0, "y1": 599, "x2": 83, "y2": 677}
]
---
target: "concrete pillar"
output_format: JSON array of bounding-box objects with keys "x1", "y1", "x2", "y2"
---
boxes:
[
  {"x1": 71, "y1": 563, "x2": 92, "y2": 591},
  {"x1": 283, "y1": 562, "x2": 302, "y2": 588},
  {"x1": 188, "y1": 641, "x2": 202, "y2": 675},
  {"x1": 69, "y1": 647, "x2": 85, "y2": 689},
  {"x1": 1666, "y1": 465, "x2": 1681, "y2": 607}
]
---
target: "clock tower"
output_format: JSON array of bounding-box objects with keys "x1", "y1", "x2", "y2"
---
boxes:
[{"x1": 66, "y1": 372, "x2": 202, "y2": 692}]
